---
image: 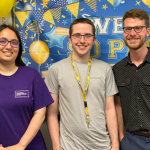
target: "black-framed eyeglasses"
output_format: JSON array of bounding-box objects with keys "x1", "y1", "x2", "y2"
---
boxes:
[
  {"x1": 71, "y1": 33, "x2": 94, "y2": 40},
  {"x1": 0, "y1": 38, "x2": 20, "y2": 48},
  {"x1": 123, "y1": 26, "x2": 147, "y2": 34}
]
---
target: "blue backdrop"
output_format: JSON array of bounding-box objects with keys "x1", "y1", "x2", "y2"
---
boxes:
[{"x1": 12, "y1": 0, "x2": 150, "y2": 78}]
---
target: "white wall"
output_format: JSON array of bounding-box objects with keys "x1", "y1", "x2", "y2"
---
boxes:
[{"x1": 0, "y1": 12, "x2": 12, "y2": 25}]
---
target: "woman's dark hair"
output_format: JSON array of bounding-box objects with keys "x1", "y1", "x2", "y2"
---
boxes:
[{"x1": 0, "y1": 24, "x2": 25, "y2": 66}]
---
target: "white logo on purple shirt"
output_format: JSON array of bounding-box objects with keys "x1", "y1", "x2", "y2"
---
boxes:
[{"x1": 15, "y1": 90, "x2": 29, "y2": 98}]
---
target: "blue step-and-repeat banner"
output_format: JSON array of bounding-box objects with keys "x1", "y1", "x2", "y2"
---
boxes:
[{"x1": 12, "y1": 0, "x2": 150, "y2": 78}]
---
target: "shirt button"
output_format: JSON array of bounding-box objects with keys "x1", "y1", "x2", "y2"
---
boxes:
[
  {"x1": 137, "y1": 97, "x2": 140, "y2": 99},
  {"x1": 138, "y1": 111, "x2": 141, "y2": 114},
  {"x1": 140, "y1": 124, "x2": 143, "y2": 127},
  {"x1": 146, "y1": 138, "x2": 150, "y2": 143}
]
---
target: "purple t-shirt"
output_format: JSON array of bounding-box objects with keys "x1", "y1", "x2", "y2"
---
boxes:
[{"x1": 0, "y1": 66, "x2": 53, "y2": 150}]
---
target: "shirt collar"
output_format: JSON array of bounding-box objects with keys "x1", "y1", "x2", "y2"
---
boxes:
[
  {"x1": 124, "y1": 47, "x2": 150, "y2": 66},
  {"x1": 145, "y1": 47, "x2": 150, "y2": 63}
]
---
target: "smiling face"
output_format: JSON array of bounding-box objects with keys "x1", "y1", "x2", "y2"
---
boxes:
[
  {"x1": 123, "y1": 18, "x2": 150, "y2": 51},
  {"x1": 0, "y1": 28, "x2": 19, "y2": 65},
  {"x1": 69, "y1": 23, "x2": 96, "y2": 62}
]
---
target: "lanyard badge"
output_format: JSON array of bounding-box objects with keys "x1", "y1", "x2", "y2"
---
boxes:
[{"x1": 70, "y1": 54, "x2": 91, "y2": 128}]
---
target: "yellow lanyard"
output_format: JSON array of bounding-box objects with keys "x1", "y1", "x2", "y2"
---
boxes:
[{"x1": 70, "y1": 54, "x2": 91, "y2": 128}]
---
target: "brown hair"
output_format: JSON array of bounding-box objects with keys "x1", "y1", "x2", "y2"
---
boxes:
[
  {"x1": 123, "y1": 9, "x2": 149, "y2": 27},
  {"x1": 69, "y1": 18, "x2": 95, "y2": 37}
]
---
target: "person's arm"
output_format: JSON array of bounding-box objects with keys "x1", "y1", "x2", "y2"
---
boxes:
[
  {"x1": 47, "y1": 93, "x2": 60, "y2": 150},
  {"x1": 105, "y1": 95, "x2": 119, "y2": 150},
  {"x1": 114, "y1": 95, "x2": 124, "y2": 142},
  {"x1": 3, "y1": 107, "x2": 46, "y2": 150}
]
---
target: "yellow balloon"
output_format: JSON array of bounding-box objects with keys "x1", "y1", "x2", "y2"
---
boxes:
[
  {"x1": 29, "y1": 41, "x2": 49, "y2": 65},
  {"x1": 0, "y1": 0, "x2": 15, "y2": 17},
  {"x1": 142, "y1": 0, "x2": 150, "y2": 6}
]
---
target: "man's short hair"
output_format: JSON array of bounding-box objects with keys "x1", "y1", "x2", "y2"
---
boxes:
[
  {"x1": 123, "y1": 9, "x2": 149, "y2": 27},
  {"x1": 69, "y1": 18, "x2": 95, "y2": 37}
]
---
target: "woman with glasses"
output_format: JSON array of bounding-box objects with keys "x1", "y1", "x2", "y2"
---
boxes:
[{"x1": 0, "y1": 24, "x2": 53, "y2": 150}]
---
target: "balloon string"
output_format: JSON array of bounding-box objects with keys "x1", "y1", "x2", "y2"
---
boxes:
[
  {"x1": 2, "y1": 17, "x2": 5, "y2": 24},
  {"x1": 38, "y1": 64, "x2": 41, "y2": 72}
]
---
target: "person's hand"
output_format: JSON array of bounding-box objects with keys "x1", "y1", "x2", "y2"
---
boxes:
[
  {"x1": 119, "y1": 135, "x2": 124, "y2": 142},
  {"x1": 111, "y1": 144, "x2": 119, "y2": 150},
  {"x1": 111, "y1": 146, "x2": 119, "y2": 150},
  {"x1": 0, "y1": 144, "x2": 4, "y2": 150},
  {"x1": 2, "y1": 144, "x2": 25, "y2": 150}
]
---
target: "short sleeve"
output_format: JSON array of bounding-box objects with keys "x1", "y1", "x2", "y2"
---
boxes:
[
  {"x1": 105, "y1": 65, "x2": 118, "y2": 98},
  {"x1": 33, "y1": 70, "x2": 54, "y2": 111},
  {"x1": 45, "y1": 64, "x2": 59, "y2": 95}
]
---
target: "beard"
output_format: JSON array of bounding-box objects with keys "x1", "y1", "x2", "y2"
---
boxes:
[{"x1": 124, "y1": 36, "x2": 146, "y2": 50}]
